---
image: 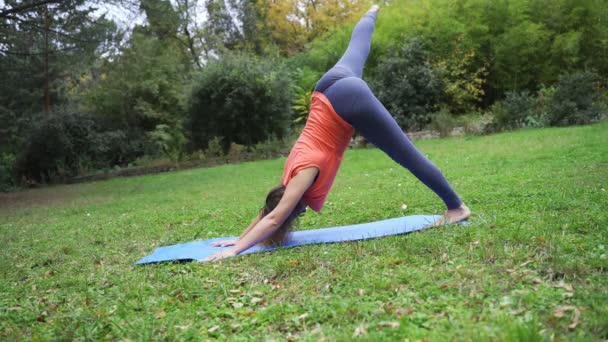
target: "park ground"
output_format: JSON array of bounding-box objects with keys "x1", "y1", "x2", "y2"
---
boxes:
[{"x1": 1, "y1": 122, "x2": 607, "y2": 340}]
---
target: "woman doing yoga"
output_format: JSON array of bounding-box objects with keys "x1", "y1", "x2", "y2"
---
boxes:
[{"x1": 203, "y1": 5, "x2": 471, "y2": 262}]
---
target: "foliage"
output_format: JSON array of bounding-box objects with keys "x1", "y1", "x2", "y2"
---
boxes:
[
  {"x1": 492, "y1": 91, "x2": 538, "y2": 130},
  {"x1": 148, "y1": 124, "x2": 188, "y2": 162},
  {"x1": 371, "y1": 39, "x2": 444, "y2": 131},
  {"x1": 547, "y1": 71, "x2": 606, "y2": 126},
  {"x1": 0, "y1": 0, "x2": 119, "y2": 158},
  {"x1": 205, "y1": 136, "x2": 224, "y2": 158},
  {"x1": 16, "y1": 111, "x2": 100, "y2": 182},
  {"x1": 15, "y1": 111, "x2": 146, "y2": 183},
  {"x1": 433, "y1": 45, "x2": 487, "y2": 114},
  {"x1": 292, "y1": 85, "x2": 312, "y2": 124},
  {"x1": 0, "y1": 153, "x2": 17, "y2": 191},
  {"x1": 86, "y1": 31, "x2": 188, "y2": 133},
  {"x1": 188, "y1": 53, "x2": 294, "y2": 152},
  {"x1": 459, "y1": 113, "x2": 494, "y2": 136},
  {"x1": 257, "y1": 0, "x2": 367, "y2": 55},
  {"x1": 493, "y1": 21, "x2": 551, "y2": 91},
  {"x1": 430, "y1": 110, "x2": 458, "y2": 138}
]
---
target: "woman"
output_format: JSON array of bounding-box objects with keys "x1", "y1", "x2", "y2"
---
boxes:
[{"x1": 203, "y1": 5, "x2": 470, "y2": 262}]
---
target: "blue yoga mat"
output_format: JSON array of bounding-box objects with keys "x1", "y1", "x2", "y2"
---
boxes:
[{"x1": 135, "y1": 214, "x2": 456, "y2": 265}]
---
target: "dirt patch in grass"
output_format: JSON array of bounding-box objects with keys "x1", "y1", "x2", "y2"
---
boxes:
[{"x1": 0, "y1": 185, "x2": 82, "y2": 211}]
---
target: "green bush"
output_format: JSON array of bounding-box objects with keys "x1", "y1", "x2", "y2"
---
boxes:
[
  {"x1": 460, "y1": 113, "x2": 494, "y2": 136},
  {"x1": 430, "y1": 110, "x2": 458, "y2": 137},
  {"x1": 148, "y1": 124, "x2": 187, "y2": 162},
  {"x1": 0, "y1": 152, "x2": 17, "y2": 191},
  {"x1": 251, "y1": 137, "x2": 286, "y2": 160},
  {"x1": 17, "y1": 111, "x2": 99, "y2": 182},
  {"x1": 492, "y1": 90, "x2": 539, "y2": 130},
  {"x1": 547, "y1": 71, "x2": 606, "y2": 126},
  {"x1": 371, "y1": 39, "x2": 444, "y2": 131},
  {"x1": 188, "y1": 53, "x2": 294, "y2": 152},
  {"x1": 16, "y1": 111, "x2": 147, "y2": 183}
]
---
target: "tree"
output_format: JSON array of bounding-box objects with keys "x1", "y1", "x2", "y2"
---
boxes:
[
  {"x1": 257, "y1": 0, "x2": 367, "y2": 56},
  {"x1": 188, "y1": 53, "x2": 294, "y2": 151}
]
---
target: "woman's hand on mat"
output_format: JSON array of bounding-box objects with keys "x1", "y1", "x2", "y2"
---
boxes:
[
  {"x1": 210, "y1": 240, "x2": 237, "y2": 247},
  {"x1": 201, "y1": 248, "x2": 238, "y2": 262}
]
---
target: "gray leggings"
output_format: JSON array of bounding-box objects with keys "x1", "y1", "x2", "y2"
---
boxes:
[{"x1": 314, "y1": 12, "x2": 462, "y2": 209}]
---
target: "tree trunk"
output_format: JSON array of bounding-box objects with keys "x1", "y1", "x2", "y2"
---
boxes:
[{"x1": 43, "y1": 5, "x2": 50, "y2": 114}]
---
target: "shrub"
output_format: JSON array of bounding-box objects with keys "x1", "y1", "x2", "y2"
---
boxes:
[
  {"x1": 430, "y1": 110, "x2": 458, "y2": 137},
  {"x1": 17, "y1": 111, "x2": 99, "y2": 182},
  {"x1": 148, "y1": 124, "x2": 187, "y2": 162},
  {"x1": 16, "y1": 111, "x2": 147, "y2": 183},
  {"x1": 547, "y1": 71, "x2": 606, "y2": 126},
  {"x1": 492, "y1": 90, "x2": 538, "y2": 130},
  {"x1": 227, "y1": 143, "x2": 248, "y2": 163},
  {"x1": 205, "y1": 137, "x2": 224, "y2": 158},
  {"x1": 460, "y1": 113, "x2": 494, "y2": 136},
  {"x1": 371, "y1": 39, "x2": 444, "y2": 131},
  {"x1": 188, "y1": 53, "x2": 294, "y2": 152},
  {"x1": 251, "y1": 137, "x2": 287, "y2": 159},
  {"x1": 0, "y1": 153, "x2": 16, "y2": 191}
]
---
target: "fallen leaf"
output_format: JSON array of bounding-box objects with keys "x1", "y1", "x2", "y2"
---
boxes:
[
  {"x1": 500, "y1": 296, "x2": 513, "y2": 308},
  {"x1": 509, "y1": 309, "x2": 524, "y2": 316},
  {"x1": 37, "y1": 311, "x2": 48, "y2": 323},
  {"x1": 519, "y1": 260, "x2": 534, "y2": 267},
  {"x1": 554, "y1": 280, "x2": 574, "y2": 292},
  {"x1": 208, "y1": 325, "x2": 220, "y2": 333},
  {"x1": 288, "y1": 260, "x2": 301, "y2": 266},
  {"x1": 395, "y1": 307, "x2": 415, "y2": 317},
  {"x1": 568, "y1": 307, "x2": 581, "y2": 330},
  {"x1": 229, "y1": 289, "x2": 241, "y2": 294},
  {"x1": 553, "y1": 305, "x2": 576, "y2": 318},
  {"x1": 250, "y1": 297, "x2": 263, "y2": 304},
  {"x1": 357, "y1": 288, "x2": 365, "y2": 296},
  {"x1": 232, "y1": 302, "x2": 244, "y2": 309},
  {"x1": 311, "y1": 324, "x2": 323, "y2": 335},
  {"x1": 175, "y1": 324, "x2": 191, "y2": 330},
  {"x1": 296, "y1": 313, "x2": 309, "y2": 321},
  {"x1": 353, "y1": 324, "x2": 367, "y2": 337},
  {"x1": 378, "y1": 321, "x2": 400, "y2": 328},
  {"x1": 155, "y1": 308, "x2": 166, "y2": 319}
]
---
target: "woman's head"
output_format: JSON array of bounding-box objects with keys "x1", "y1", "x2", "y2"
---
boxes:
[{"x1": 260, "y1": 184, "x2": 305, "y2": 246}]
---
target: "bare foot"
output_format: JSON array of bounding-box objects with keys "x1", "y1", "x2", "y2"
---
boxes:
[
  {"x1": 369, "y1": 5, "x2": 380, "y2": 13},
  {"x1": 432, "y1": 204, "x2": 471, "y2": 226}
]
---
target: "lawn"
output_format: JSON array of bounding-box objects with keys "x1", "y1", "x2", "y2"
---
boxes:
[{"x1": 1, "y1": 122, "x2": 607, "y2": 340}]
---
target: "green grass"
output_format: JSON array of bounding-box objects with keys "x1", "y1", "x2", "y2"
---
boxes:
[{"x1": 1, "y1": 122, "x2": 607, "y2": 340}]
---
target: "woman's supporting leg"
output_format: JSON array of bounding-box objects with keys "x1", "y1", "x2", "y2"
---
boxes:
[
  {"x1": 326, "y1": 77, "x2": 463, "y2": 210},
  {"x1": 314, "y1": 10, "x2": 378, "y2": 93}
]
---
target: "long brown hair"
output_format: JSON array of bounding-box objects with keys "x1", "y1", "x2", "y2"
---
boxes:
[{"x1": 260, "y1": 184, "x2": 305, "y2": 246}]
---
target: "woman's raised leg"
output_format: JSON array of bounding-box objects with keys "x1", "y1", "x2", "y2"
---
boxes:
[{"x1": 315, "y1": 7, "x2": 379, "y2": 93}]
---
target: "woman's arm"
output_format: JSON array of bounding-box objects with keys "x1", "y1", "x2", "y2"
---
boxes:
[
  {"x1": 210, "y1": 213, "x2": 263, "y2": 247},
  {"x1": 202, "y1": 167, "x2": 318, "y2": 262}
]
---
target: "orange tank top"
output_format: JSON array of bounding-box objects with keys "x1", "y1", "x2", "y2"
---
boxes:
[{"x1": 281, "y1": 92, "x2": 354, "y2": 212}]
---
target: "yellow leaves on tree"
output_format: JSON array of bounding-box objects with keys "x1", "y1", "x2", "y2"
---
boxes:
[{"x1": 258, "y1": 0, "x2": 368, "y2": 55}]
